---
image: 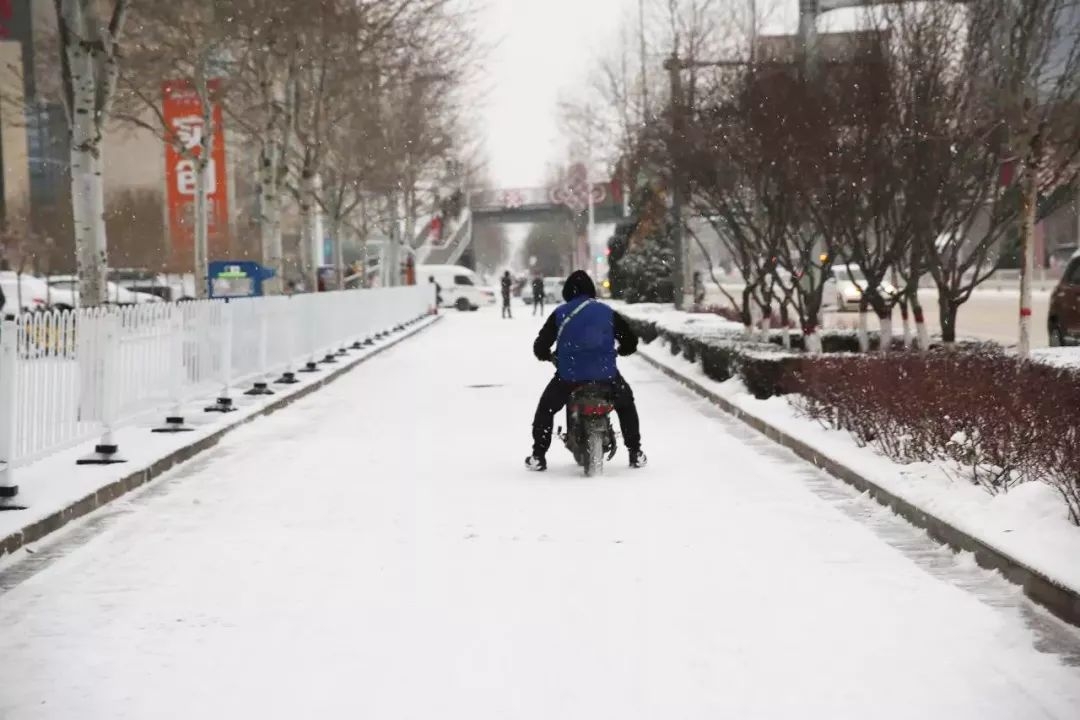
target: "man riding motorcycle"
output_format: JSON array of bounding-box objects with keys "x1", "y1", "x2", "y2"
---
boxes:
[{"x1": 526, "y1": 270, "x2": 647, "y2": 471}]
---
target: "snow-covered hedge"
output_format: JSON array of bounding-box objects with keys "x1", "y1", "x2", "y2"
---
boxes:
[
  {"x1": 622, "y1": 304, "x2": 1080, "y2": 526},
  {"x1": 790, "y1": 352, "x2": 1080, "y2": 525}
]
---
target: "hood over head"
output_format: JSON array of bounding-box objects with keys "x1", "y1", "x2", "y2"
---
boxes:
[{"x1": 562, "y1": 271, "x2": 597, "y2": 302}]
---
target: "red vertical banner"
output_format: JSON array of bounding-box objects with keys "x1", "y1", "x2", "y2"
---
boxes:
[{"x1": 163, "y1": 79, "x2": 230, "y2": 272}]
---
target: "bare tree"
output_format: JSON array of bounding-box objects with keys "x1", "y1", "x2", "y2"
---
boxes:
[
  {"x1": 112, "y1": 0, "x2": 234, "y2": 298},
  {"x1": 53, "y1": 0, "x2": 130, "y2": 306}
]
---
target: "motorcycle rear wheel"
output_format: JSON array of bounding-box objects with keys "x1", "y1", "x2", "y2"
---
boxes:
[{"x1": 583, "y1": 428, "x2": 605, "y2": 476}]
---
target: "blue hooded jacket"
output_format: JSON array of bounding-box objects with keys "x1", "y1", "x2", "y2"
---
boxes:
[{"x1": 533, "y1": 271, "x2": 638, "y2": 382}]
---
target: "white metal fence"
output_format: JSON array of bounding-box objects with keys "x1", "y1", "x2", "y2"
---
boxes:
[{"x1": 0, "y1": 285, "x2": 433, "y2": 496}]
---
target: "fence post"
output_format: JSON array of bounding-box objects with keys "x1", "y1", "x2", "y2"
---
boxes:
[
  {"x1": 320, "y1": 294, "x2": 340, "y2": 364},
  {"x1": 246, "y1": 298, "x2": 275, "y2": 395},
  {"x1": 299, "y1": 295, "x2": 320, "y2": 373},
  {"x1": 0, "y1": 319, "x2": 19, "y2": 500},
  {"x1": 78, "y1": 311, "x2": 126, "y2": 465},
  {"x1": 276, "y1": 296, "x2": 299, "y2": 384},
  {"x1": 154, "y1": 303, "x2": 194, "y2": 432},
  {"x1": 206, "y1": 299, "x2": 237, "y2": 412}
]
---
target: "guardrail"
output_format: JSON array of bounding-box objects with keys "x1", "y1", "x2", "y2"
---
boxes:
[{"x1": 0, "y1": 285, "x2": 434, "y2": 499}]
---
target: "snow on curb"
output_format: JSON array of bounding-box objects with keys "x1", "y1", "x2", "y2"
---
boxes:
[
  {"x1": 634, "y1": 339, "x2": 1080, "y2": 629},
  {"x1": 0, "y1": 315, "x2": 441, "y2": 561}
]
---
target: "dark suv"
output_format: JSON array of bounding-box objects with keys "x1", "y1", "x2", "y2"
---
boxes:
[{"x1": 1048, "y1": 254, "x2": 1080, "y2": 346}]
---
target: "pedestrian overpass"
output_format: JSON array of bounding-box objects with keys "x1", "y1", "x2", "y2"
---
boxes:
[{"x1": 413, "y1": 164, "x2": 627, "y2": 268}]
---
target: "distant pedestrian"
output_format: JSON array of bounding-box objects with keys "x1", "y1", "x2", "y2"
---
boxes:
[
  {"x1": 429, "y1": 276, "x2": 442, "y2": 313},
  {"x1": 531, "y1": 274, "x2": 545, "y2": 316},
  {"x1": 693, "y1": 271, "x2": 706, "y2": 307},
  {"x1": 501, "y1": 271, "x2": 513, "y2": 319}
]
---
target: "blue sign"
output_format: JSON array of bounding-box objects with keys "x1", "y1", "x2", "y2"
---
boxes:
[{"x1": 208, "y1": 261, "x2": 275, "y2": 298}]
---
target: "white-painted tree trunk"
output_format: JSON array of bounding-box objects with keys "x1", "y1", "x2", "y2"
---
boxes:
[
  {"x1": 258, "y1": 139, "x2": 284, "y2": 295},
  {"x1": 805, "y1": 328, "x2": 822, "y2": 355},
  {"x1": 298, "y1": 171, "x2": 318, "y2": 292},
  {"x1": 879, "y1": 312, "x2": 894, "y2": 354},
  {"x1": 65, "y1": 2, "x2": 108, "y2": 307},
  {"x1": 761, "y1": 314, "x2": 772, "y2": 344},
  {"x1": 857, "y1": 306, "x2": 870, "y2": 353},
  {"x1": 330, "y1": 217, "x2": 345, "y2": 291}
]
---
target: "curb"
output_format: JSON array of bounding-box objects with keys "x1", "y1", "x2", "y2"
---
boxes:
[
  {"x1": 636, "y1": 349, "x2": 1080, "y2": 630},
  {"x1": 0, "y1": 315, "x2": 441, "y2": 561}
]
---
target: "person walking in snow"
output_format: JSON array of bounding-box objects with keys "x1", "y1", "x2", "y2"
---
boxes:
[
  {"x1": 531, "y1": 274, "x2": 545, "y2": 317},
  {"x1": 500, "y1": 270, "x2": 513, "y2": 319}
]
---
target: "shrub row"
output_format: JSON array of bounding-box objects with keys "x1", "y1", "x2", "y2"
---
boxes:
[
  {"x1": 625, "y1": 311, "x2": 1080, "y2": 525},
  {"x1": 788, "y1": 352, "x2": 1080, "y2": 525},
  {"x1": 625, "y1": 315, "x2": 800, "y2": 399}
]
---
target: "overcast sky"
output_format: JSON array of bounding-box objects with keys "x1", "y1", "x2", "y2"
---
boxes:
[
  {"x1": 478, "y1": 0, "x2": 634, "y2": 190},
  {"x1": 476, "y1": 0, "x2": 820, "y2": 191}
]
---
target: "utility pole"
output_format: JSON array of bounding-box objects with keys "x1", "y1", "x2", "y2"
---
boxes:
[
  {"x1": 664, "y1": 53, "x2": 687, "y2": 309},
  {"x1": 639, "y1": 0, "x2": 648, "y2": 121},
  {"x1": 1018, "y1": 156, "x2": 1037, "y2": 358}
]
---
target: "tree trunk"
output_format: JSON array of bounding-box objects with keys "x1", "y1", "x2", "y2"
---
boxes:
[
  {"x1": 258, "y1": 140, "x2": 283, "y2": 295},
  {"x1": 193, "y1": 157, "x2": 209, "y2": 299},
  {"x1": 1018, "y1": 158, "x2": 1037, "y2": 359},
  {"x1": 330, "y1": 215, "x2": 345, "y2": 291},
  {"x1": 912, "y1": 295, "x2": 929, "y2": 352},
  {"x1": 780, "y1": 302, "x2": 791, "y2": 350},
  {"x1": 67, "y1": 16, "x2": 108, "y2": 307},
  {"x1": 879, "y1": 309, "x2": 893, "y2": 354},
  {"x1": 857, "y1": 298, "x2": 871, "y2": 353},
  {"x1": 939, "y1": 294, "x2": 958, "y2": 347},
  {"x1": 741, "y1": 286, "x2": 754, "y2": 338},
  {"x1": 900, "y1": 299, "x2": 912, "y2": 349},
  {"x1": 298, "y1": 170, "x2": 318, "y2": 292},
  {"x1": 804, "y1": 324, "x2": 822, "y2": 354}
]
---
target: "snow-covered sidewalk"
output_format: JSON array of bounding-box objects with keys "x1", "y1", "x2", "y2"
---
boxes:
[
  {"x1": 0, "y1": 316, "x2": 438, "y2": 557},
  {"x1": 0, "y1": 307, "x2": 1078, "y2": 719}
]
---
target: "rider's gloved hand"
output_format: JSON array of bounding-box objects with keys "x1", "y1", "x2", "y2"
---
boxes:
[
  {"x1": 617, "y1": 344, "x2": 635, "y2": 357},
  {"x1": 536, "y1": 347, "x2": 553, "y2": 362}
]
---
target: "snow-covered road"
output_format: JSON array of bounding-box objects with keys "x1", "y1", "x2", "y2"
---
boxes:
[{"x1": 1, "y1": 307, "x2": 1078, "y2": 719}]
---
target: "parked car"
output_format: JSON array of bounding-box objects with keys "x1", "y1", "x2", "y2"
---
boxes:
[
  {"x1": 418, "y1": 264, "x2": 496, "y2": 311},
  {"x1": 1048, "y1": 252, "x2": 1080, "y2": 346},
  {"x1": 47, "y1": 275, "x2": 164, "y2": 306},
  {"x1": 110, "y1": 270, "x2": 195, "y2": 302},
  {"x1": 830, "y1": 266, "x2": 897, "y2": 313},
  {"x1": 0, "y1": 272, "x2": 50, "y2": 317}
]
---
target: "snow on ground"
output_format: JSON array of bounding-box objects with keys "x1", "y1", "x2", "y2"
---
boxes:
[
  {"x1": 0, "y1": 307, "x2": 1079, "y2": 719},
  {"x1": 1032, "y1": 347, "x2": 1080, "y2": 370},
  {"x1": 0, "y1": 317, "x2": 439, "y2": 545},
  {"x1": 638, "y1": 337, "x2": 1080, "y2": 595}
]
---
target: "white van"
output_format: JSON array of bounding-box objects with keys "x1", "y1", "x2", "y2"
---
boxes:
[{"x1": 418, "y1": 265, "x2": 496, "y2": 311}]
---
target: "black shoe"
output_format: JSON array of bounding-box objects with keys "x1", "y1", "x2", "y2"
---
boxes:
[
  {"x1": 525, "y1": 455, "x2": 547, "y2": 471},
  {"x1": 629, "y1": 449, "x2": 647, "y2": 469}
]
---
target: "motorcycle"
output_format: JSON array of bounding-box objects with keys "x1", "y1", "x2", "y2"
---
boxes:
[{"x1": 557, "y1": 383, "x2": 618, "y2": 476}]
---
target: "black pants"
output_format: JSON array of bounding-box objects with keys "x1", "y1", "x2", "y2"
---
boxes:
[
  {"x1": 532, "y1": 374, "x2": 641, "y2": 457},
  {"x1": 501, "y1": 297, "x2": 512, "y2": 318},
  {"x1": 532, "y1": 297, "x2": 545, "y2": 316}
]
